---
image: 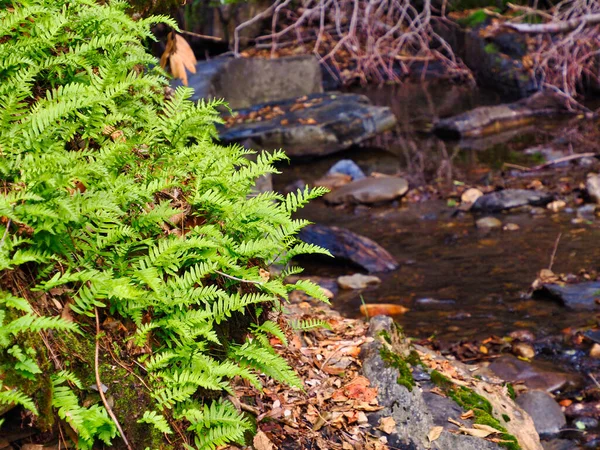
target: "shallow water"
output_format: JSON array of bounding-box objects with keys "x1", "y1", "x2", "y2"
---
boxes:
[{"x1": 273, "y1": 82, "x2": 600, "y2": 344}]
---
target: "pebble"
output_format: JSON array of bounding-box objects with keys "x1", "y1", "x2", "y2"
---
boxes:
[
  {"x1": 530, "y1": 206, "x2": 547, "y2": 215},
  {"x1": 327, "y1": 159, "x2": 366, "y2": 180},
  {"x1": 590, "y1": 343, "x2": 600, "y2": 358},
  {"x1": 476, "y1": 217, "x2": 502, "y2": 229},
  {"x1": 337, "y1": 273, "x2": 381, "y2": 290},
  {"x1": 461, "y1": 187, "x2": 483, "y2": 205},
  {"x1": 547, "y1": 200, "x2": 566, "y2": 212},
  {"x1": 586, "y1": 173, "x2": 600, "y2": 204},
  {"x1": 503, "y1": 223, "x2": 520, "y2": 231},
  {"x1": 509, "y1": 329, "x2": 536, "y2": 342},
  {"x1": 512, "y1": 342, "x2": 535, "y2": 359}
]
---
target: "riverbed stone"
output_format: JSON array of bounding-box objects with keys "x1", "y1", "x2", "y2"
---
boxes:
[
  {"x1": 471, "y1": 189, "x2": 554, "y2": 213},
  {"x1": 218, "y1": 93, "x2": 397, "y2": 157},
  {"x1": 327, "y1": 159, "x2": 366, "y2": 180},
  {"x1": 337, "y1": 273, "x2": 381, "y2": 290},
  {"x1": 586, "y1": 173, "x2": 600, "y2": 204},
  {"x1": 324, "y1": 176, "x2": 409, "y2": 204},
  {"x1": 516, "y1": 390, "x2": 566, "y2": 437},
  {"x1": 297, "y1": 224, "x2": 398, "y2": 273},
  {"x1": 488, "y1": 355, "x2": 580, "y2": 392},
  {"x1": 536, "y1": 282, "x2": 600, "y2": 310},
  {"x1": 476, "y1": 216, "x2": 502, "y2": 229},
  {"x1": 179, "y1": 55, "x2": 323, "y2": 109}
]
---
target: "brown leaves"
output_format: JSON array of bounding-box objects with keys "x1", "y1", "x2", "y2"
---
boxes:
[
  {"x1": 160, "y1": 32, "x2": 196, "y2": 86},
  {"x1": 427, "y1": 425, "x2": 443, "y2": 442}
]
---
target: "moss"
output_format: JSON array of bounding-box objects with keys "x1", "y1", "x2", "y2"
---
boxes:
[
  {"x1": 430, "y1": 371, "x2": 520, "y2": 450},
  {"x1": 379, "y1": 347, "x2": 415, "y2": 392},
  {"x1": 378, "y1": 330, "x2": 393, "y2": 345},
  {"x1": 505, "y1": 383, "x2": 516, "y2": 401},
  {"x1": 502, "y1": 414, "x2": 511, "y2": 423},
  {"x1": 484, "y1": 43, "x2": 500, "y2": 54},
  {"x1": 406, "y1": 350, "x2": 425, "y2": 368}
]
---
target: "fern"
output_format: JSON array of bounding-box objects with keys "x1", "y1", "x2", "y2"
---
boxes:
[
  {"x1": 290, "y1": 318, "x2": 333, "y2": 332},
  {"x1": 0, "y1": 0, "x2": 328, "y2": 447}
]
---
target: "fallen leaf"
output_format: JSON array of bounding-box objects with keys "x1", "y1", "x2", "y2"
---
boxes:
[
  {"x1": 460, "y1": 409, "x2": 474, "y2": 420},
  {"x1": 253, "y1": 430, "x2": 274, "y2": 450},
  {"x1": 473, "y1": 423, "x2": 503, "y2": 434},
  {"x1": 458, "y1": 427, "x2": 494, "y2": 438},
  {"x1": 428, "y1": 426, "x2": 443, "y2": 442},
  {"x1": 378, "y1": 416, "x2": 396, "y2": 434}
]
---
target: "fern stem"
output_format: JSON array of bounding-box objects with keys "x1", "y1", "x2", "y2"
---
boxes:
[
  {"x1": 94, "y1": 307, "x2": 133, "y2": 450},
  {"x1": 215, "y1": 270, "x2": 264, "y2": 285},
  {"x1": 0, "y1": 219, "x2": 11, "y2": 248}
]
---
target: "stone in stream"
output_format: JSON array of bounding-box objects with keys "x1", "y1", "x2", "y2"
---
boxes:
[
  {"x1": 516, "y1": 390, "x2": 566, "y2": 437},
  {"x1": 471, "y1": 189, "x2": 554, "y2": 213},
  {"x1": 475, "y1": 216, "x2": 502, "y2": 229},
  {"x1": 586, "y1": 173, "x2": 600, "y2": 204},
  {"x1": 488, "y1": 355, "x2": 581, "y2": 392},
  {"x1": 297, "y1": 224, "x2": 398, "y2": 273},
  {"x1": 218, "y1": 93, "x2": 397, "y2": 157},
  {"x1": 324, "y1": 176, "x2": 409, "y2": 205},
  {"x1": 327, "y1": 159, "x2": 366, "y2": 180},
  {"x1": 535, "y1": 282, "x2": 600, "y2": 310},
  {"x1": 337, "y1": 273, "x2": 381, "y2": 290},
  {"x1": 177, "y1": 55, "x2": 323, "y2": 109}
]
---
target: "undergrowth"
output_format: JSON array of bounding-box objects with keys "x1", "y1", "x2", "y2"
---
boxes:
[{"x1": 0, "y1": 0, "x2": 329, "y2": 448}]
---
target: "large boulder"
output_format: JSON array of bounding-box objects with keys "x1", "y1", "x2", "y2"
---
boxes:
[
  {"x1": 516, "y1": 390, "x2": 566, "y2": 437},
  {"x1": 178, "y1": 55, "x2": 323, "y2": 109},
  {"x1": 218, "y1": 93, "x2": 397, "y2": 157}
]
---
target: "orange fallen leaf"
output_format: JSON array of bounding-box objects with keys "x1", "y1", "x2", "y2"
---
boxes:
[
  {"x1": 428, "y1": 426, "x2": 443, "y2": 442},
  {"x1": 360, "y1": 303, "x2": 409, "y2": 317}
]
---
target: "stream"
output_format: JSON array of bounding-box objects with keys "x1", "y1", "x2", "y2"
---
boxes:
[{"x1": 273, "y1": 82, "x2": 600, "y2": 349}]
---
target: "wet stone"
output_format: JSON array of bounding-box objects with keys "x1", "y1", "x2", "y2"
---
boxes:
[
  {"x1": 536, "y1": 282, "x2": 600, "y2": 310},
  {"x1": 516, "y1": 390, "x2": 566, "y2": 437},
  {"x1": 337, "y1": 273, "x2": 381, "y2": 290},
  {"x1": 471, "y1": 189, "x2": 554, "y2": 213},
  {"x1": 586, "y1": 173, "x2": 600, "y2": 204},
  {"x1": 577, "y1": 204, "x2": 598, "y2": 219},
  {"x1": 476, "y1": 216, "x2": 502, "y2": 229},
  {"x1": 324, "y1": 176, "x2": 409, "y2": 205},
  {"x1": 327, "y1": 159, "x2": 366, "y2": 180},
  {"x1": 504, "y1": 223, "x2": 520, "y2": 231}
]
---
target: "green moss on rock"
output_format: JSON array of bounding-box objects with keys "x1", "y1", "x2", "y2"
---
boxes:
[{"x1": 379, "y1": 347, "x2": 415, "y2": 392}]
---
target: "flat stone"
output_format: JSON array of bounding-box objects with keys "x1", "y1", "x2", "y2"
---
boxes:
[
  {"x1": 178, "y1": 55, "x2": 323, "y2": 109},
  {"x1": 219, "y1": 93, "x2": 397, "y2": 157},
  {"x1": 297, "y1": 224, "x2": 398, "y2": 273},
  {"x1": 547, "y1": 200, "x2": 566, "y2": 212},
  {"x1": 337, "y1": 273, "x2": 381, "y2": 290},
  {"x1": 586, "y1": 173, "x2": 600, "y2": 204},
  {"x1": 516, "y1": 390, "x2": 566, "y2": 437},
  {"x1": 471, "y1": 189, "x2": 554, "y2": 213},
  {"x1": 504, "y1": 223, "x2": 520, "y2": 231},
  {"x1": 536, "y1": 282, "x2": 600, "y2": 310},
  {"x1": 324, "y1": 176, "x2": 408, "y2": 205},
  {"x1": 476, "y1": 217, "x2": 502, "y2": 229},
  {"x1": 488, "y1": 355, "x2": 580, "y2": 392},
  {"x1": 461, "y1": 187, "x2": 483, "y2": 204}
]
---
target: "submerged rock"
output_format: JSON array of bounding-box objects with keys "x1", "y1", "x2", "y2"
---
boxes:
[
  {"x1": 516, "y1": 390, "x2": 566, "y2": 437},
  {"x1": 476, "y1": 216, "x2": 502, "y2": 229},
  {"x1": 586, "y1": 173, "x2": 600, "y2": 204},
  {"x1": 471, "y1": 189, "x2": 554, "y2": 213},
  {"x1": 297, "y1": 224, "x2": 398, "y2": 273},
  {"x1": 488, "y1": 355, "x2": 580, "y2": 392},
  {"x1": 218, "y1": 93, "x2": 397, "y2": 157},
  {"x1": 324, "y1": 176, "x2": 409, "y2": 204},
  {"x1": 337, "y1": 273, "x2": 381, "y2": 290},
  {"x1": 536, "y1": 282, "x2": 600, "y2": 310},
  {"x1": 327, "y1": 159, "x2": 366, "y2": 180}
]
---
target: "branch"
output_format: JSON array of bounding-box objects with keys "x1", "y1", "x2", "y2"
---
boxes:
[{"x1": 504, "y1": 13, "x2": 600, "y2": 34}]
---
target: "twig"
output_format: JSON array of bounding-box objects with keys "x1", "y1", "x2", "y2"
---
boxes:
[
  {"x1": 504, "y1": 12, "x2": 600, "y2": 34},
  {"x1": 527, "y1": 152, "x2": 598, "y2": 171},
  {"x1": 178, "y1": 30, "x2": 223, "y2": 42},
  {"x1": 0, "y1": 219, "x2": 11, "y2": 248},
  {"x1": 589, "y1": 372, "x2": 600, "y2": 390},
  {"x1": 548, "y1": 232, "x2": 562, "y2": 272},
  {"x1": 215, "y1": 269, "x2": 264, "y2": 285},
  {"x1": 94, "y1": 307, "x2": 133, "y2": 450}
]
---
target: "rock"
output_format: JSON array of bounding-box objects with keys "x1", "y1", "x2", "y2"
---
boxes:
[
  {"x1": 574, "y1": 416, "x2": 599, "y2": 429},
  {"x1": 565, "y1": 401, "x2": 600, "y2": 418},
  {"x1": 218, "y1": 93, "x2": 397, "y2": 157},
  {"x1": 547, "y1": 200, "x2": 566, "y2": 212},
  {"x1": 476, "y1": 216, "x2": 502, "y2": 229},
  {"x1": 587, "y1": 173, "x2": 600, "y2": 204},
  {"x1": 361, "y1": 317, "x2": 543, "y2": 450},
  {"x1": 297, "y1": 224, "x2": 398, "y2": 273},
  {"x1": 536, "y1": 282, "x2": 600, "y2": 310},
  {"x1": 513, "y1": 342, "x2": 536, "y2": 359},
  {"x1": 577, "y1": 204, "x2": 598, "y2": 218},
  {"x1": 471, "y1": 189, "x2": 554, "y2": 213},
  {"x1": 179, "y1": 55, "x2": 323, "y2": 109},
  {"x1": 327, "y1": 159, "x2": 366, "y2": 180},
  {"x1": 433, "y1": 93, "x2": 568, "y2": 138},
  {"x1": 461, "y1": 187, "x2": 483, "y2": 205},
  {"x1": 590, "y1": 343, "x2": 600, "y2": 358},
  {"x1": 324, "y1": 176, "x2": 409, "y2": 205},
  {"x1": 516, "y1": 390, "x2": 566, "y2": 437},
  {"x1": 530, "y1": 206, "x2": 547, "y2": 215},
  {"x1": 338, "y1": 273, "x2": 381, "y2": 290},
  {"x1": 488, "y1": 355, "x2": 580, "y2": 392},
  {"x1": 509, "y1": 329, "x2": 536, "y2": 342},
  {"x1": 313, "y1": 172, "x2": 352, "y2": 190},
  {"x1": 415, "y1": 298, "x2": 456, "y2": 306},
  {"x1": 504, "y1": 223, "x2": 520, "y2": 231},
  {"x1": 359, "y1": 303, "x2": 409, "y2": 317}
]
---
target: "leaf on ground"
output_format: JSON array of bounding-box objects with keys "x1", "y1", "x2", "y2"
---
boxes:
[
  {"x1": 253, "y1": 430, "x2": 274, "y2": 450},
  {"x1": 473, "y1": 423, "x2": 503, "y2": 434},
  {"x1": 460, "y1": 409, "x2": 474, "y2": 420},
  {"x1": 428, "y1": 426, "x2": 443, "y2": 442},
  {"x1": 458, "y1": 427, "x2": 495, "y2": 438},
  {"x1": 378, "y1": 416, "x2": 396, "y2": 434}
]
